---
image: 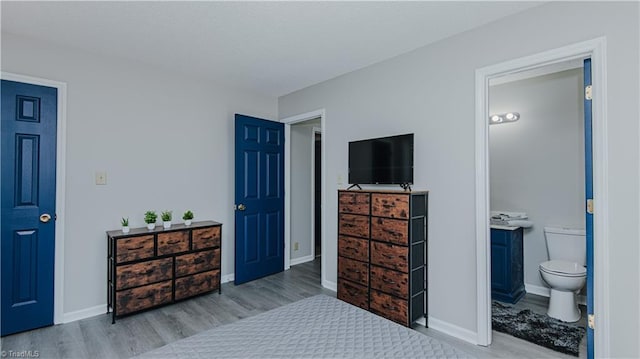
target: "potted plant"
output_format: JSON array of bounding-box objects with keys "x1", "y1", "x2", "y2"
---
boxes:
[
  {"x1": 144, "y1": 210, "x2": 157, "y2": 230},
  {"x1": 121, "y1": 217, "x2": 130, "y2": 233},
  {"x1": 182, "y1": 210, "x2": 194, "y2": 226},
  {"x1": 161, "y1": 210, "x2": 172, "y2": 229}
]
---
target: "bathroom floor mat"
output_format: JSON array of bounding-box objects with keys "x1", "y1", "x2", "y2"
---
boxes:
[{"x1": 492, "y1": 301, "x2": 586, "y2": 356}]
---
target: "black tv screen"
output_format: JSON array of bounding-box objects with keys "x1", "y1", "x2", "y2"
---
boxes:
[{"x1": 348, "y1": 133, "x2": 414, "y2": 185}]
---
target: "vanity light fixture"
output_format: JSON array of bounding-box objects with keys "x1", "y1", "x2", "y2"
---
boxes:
[{"x1": 489, "y1": 112, "x2": 520, "y2": 125}]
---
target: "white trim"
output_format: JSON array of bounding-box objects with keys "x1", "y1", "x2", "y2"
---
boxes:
[
  {"x1": 1, "y1": 72, "x2": 67, "y2": 326},
  {"x1": 281, "y1": 109, "x2": 327, "y2": 289},
  {"x1": 221, "y1": 273, "x2": 235, "y2": 284},
  {"x1": 62, "y1": 304, "x2": 104, "y2": 323},
  {"x1": 475, "y1": 37, "x2": 609, "y2": 357},
  {"x1": 290, "y1": 254, "x2": 315, "y2": 266},
  {"x1": 428, "y1": 316, "x2": 478, "y2": 345},
  {"x1": 322, "y1": 279, "x2": 337, "y2": 292},
  {"x1": 525, "y1": 283, "x2": 587, "y2": 306},
  {"x1": 525, "y1": 283, "x2": 551, "y2": 298}
]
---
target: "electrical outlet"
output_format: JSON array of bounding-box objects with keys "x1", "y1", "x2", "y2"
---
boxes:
[
  {"x1": 294, "y1": 242, "x2": 299, "y2": 251},
  {"x1": 95, "y1": 171, "x2": 107, "y2": 185},
  {"x1": 337, "y1": 174, "x2": 343, "y2": 185}
]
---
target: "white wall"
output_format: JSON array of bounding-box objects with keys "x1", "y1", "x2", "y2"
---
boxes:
[
  {"x1": 290, "y1": 124, "x2": 314, "y2": 261},
  {"x1": 1, "y1": 33, "x2": 277, "y2": 317},
  {"x1": 278, "y1": 2, "x2": 639, "y2": 356},
  {"x1": 489, "y1": 68, "x2": 585, "y2": 292}
]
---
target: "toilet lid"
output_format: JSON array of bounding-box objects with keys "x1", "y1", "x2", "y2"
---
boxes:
[{"x1": 540, "y1": 260, "x2": 586, "y2": 277}]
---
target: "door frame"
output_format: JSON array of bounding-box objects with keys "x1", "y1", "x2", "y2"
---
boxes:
[
  {"x1": 281, "y1": 109, "x2": 328, "y2": 287},
  {"x1": 474, "y1": 37, "x2": 609, "y2": 356},
  {"x1": 1, "y1": 71, "x2": 67, "y2": 325}
]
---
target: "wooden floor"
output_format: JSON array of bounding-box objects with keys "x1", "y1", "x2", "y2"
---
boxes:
[{"x1": 1, "y1": 259, "x2": 584, "y2": 358}]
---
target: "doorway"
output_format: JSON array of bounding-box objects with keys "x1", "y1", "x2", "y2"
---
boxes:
[
  {"x1": 282, "y1": 109, "x2": 327, "y2": 287},
  {"x1": 488, "y1": 61, "x2": 587, "y2": 356},
  {"x1": 288, "y1": 118, "x2": 321, "y2": 268},
  {"x1": 0, "y1": 72, "x2": 67, "y2": 331},
  {"x1": 475, "y1": 38, "x2": 608, "y2": 357},
  {"x1": 314, "y1": 131, "x2": 322, "y2": 258}
]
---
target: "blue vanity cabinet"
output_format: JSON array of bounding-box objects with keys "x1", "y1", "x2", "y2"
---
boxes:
[{"x1": 491, "y1": 227, "x2": 525, "y2": 303}]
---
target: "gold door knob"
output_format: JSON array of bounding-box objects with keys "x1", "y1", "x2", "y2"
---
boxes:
[
  {"x1": 40, "y1": 213, "x2": 52, "y2": 223},
  {"x1": 237, "y1": 204, "x2": 246, "y2": 211}
]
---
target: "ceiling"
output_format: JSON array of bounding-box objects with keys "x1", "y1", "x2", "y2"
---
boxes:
[{"x1": 1, "y1": 1, "x2": 542, "y2": 98}]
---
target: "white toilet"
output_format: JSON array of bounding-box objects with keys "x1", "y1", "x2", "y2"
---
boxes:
[{"x1": 539, "y1": 226, "x2": 586, "y2": 322}]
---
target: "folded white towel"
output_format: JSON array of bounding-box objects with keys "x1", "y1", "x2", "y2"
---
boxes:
[{"x1": 506, "y1": 219, "x2": 533, "y2": 228}]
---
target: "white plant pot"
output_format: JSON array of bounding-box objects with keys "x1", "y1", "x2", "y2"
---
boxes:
[
  {"x1": 184, "y1": 219, "x2": 192, "y2": 226},
  {"x1": 122, "y1": 226, "x2": 130, "y2": 234},
  {"x1": 147, "y1": 223, "x2": 155, "y2": 230},
  {"x1": 163, "y1": 221, "x2": 172, "y2": 229}
]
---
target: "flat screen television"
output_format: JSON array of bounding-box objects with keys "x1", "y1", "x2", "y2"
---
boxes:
[{"x1": 348, "y1": 133, "x2": 414, "y2": 185}]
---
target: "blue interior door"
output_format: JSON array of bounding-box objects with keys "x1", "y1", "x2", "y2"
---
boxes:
[
  {"x1": 583, "y1": 58, "x2": 594, "y2": 359},
  {"x1": 234, "y1": 114, "x2": 284, "y2": 284},
  {"x1": 1, "y1": 80, "x2": 57, "y2": 336}
]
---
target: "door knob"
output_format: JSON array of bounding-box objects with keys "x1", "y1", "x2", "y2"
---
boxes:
[
  {"x1": 237, "y1": 204, "x2": 246, "y2": 211},
  {"x1": 40, "y1": 213, "x2": 52, "y2": 223}
]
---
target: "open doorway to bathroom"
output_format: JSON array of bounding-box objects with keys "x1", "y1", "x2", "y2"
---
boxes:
[{"x1": 488, "y1": 60, "x2": 588, "y2": 357}]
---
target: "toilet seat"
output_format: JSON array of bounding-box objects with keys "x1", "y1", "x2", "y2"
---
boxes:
[{"x1": 539, "y1": 260, "x2": 586, "y2": 277}]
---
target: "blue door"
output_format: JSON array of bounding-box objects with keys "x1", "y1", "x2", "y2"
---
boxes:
[
  {"x1": 1, "y1": 80, "x2": 57, "y2": 336},
  {"x1": 234, "y1": 114, "x2": 284, "y2": 284},
  {"x1": 583, "y1": 59, "x2": 594, "y2": 359}
]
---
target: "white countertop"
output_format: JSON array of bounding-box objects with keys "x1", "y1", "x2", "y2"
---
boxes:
[{"x1": 490, "y1": 224, "x2": 521, "y2": 231}]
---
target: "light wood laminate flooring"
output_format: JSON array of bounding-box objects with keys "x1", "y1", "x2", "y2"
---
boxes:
[{"x1": 1, "y1": 259, "x2": 584, "y2": 358}]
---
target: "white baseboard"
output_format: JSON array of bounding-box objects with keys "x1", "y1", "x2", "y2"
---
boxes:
[
  {"x1": 525, "y1": 283, "x2": 586, "y2": 305},
  {"x1": 322, "y1": 279, "x2": 337, "y2": 292},
  {"x1": 221, "y1": 273, "x2": 235, "y2": 284},
  {"x1": 525, "y1": 283, "x2": 550, "y2": 297},
  {"x1": 428, "y1": 316, "x2": 478, "y2": 345},
  {"x1": 62, "y1": 304, "x2": 106, "y2": 323},
  {"x1": 415, "y1": 317, "x2": 427, "y2": 326},
  {"x1": 290, "y1": 254, "x2": 315, "y2": 266}
]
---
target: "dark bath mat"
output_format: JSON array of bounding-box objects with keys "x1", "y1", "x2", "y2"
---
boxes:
[{"x1": 492, "y1": 301, "x2": 586, "y2": 356}]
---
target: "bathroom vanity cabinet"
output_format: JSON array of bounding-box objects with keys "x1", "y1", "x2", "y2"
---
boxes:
[{"x1": 491, "y1": 226, "x2": 525, "y2": 303}]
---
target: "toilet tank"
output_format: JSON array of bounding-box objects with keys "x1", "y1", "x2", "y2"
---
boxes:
[{"x1": 544, "y1": 226, "x2": 586, "y2": 265}]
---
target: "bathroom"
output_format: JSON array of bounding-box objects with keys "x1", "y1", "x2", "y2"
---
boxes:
[{"x1": 489, "y1": 61, "x2": 588, "y2": 355}]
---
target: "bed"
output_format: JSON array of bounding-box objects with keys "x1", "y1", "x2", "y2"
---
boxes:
[{"x1": 136, "y1": 294, "x2": 473, "y2": 358}]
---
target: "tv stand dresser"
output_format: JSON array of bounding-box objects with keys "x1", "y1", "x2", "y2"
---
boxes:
[
  {"x1": 107, "y1": 220, "x2": 222, "y2": 323},
  {"x1": 337, "y1": 189, "x2": 428, "y2": 327}
]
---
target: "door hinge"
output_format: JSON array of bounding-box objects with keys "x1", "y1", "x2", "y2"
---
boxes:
[
  {"x1": 588, "y1": 314, "x2": 595, "y2": 329},
  {"x1": 586, "y1": 199, "x2": 594, "y2": 214},
  {"x1": 585, "y1": 85, "x2": 593, "y2": 100}
]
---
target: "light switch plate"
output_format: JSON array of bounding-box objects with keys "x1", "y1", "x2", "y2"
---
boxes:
[{"x1": 95, "y1": 171, "x2": 107, "y2": 185}]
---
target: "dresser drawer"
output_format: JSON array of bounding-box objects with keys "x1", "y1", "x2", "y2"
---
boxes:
[
  {"x1": 115, "y1": 258, "x2": 173, "y2": 290},
  {"x1": 175, "y1": 249, "x2": 220, "y2": 277},
  {"x1": 338, "y1": 214, "x2": 370, "y2": 238},
  {"x1": 337, "y1": 280, "x2": 368, "y2": 310},
  {"x1": 370, "y1": 290, "x2": 408, "y2": 326},
  {"x1": 338, "y1": 236, "x2": 368, "y2": 262},
  {"x1": 338, "y1": 256, "x2": 368, "y2": 286},
  {"x1": 370, "y1": 265, "x2": 408, "y2": 298},
  {"x1": 371, "y1": 217, "x2": 408, "y2": 245},
  {"x1": 338, "y1": 192, "x2": 370, "y2": 215},
  {"x1": 371, "y1": 193, "x2": 410, "y2": 219},
  {"x1": 370, "y1": 242, "x2": 408, "y2": 273},
  {"x1": 192, "y1": 226, "x2": 221, "y2": 250},
  {"x1": 175, "y1": 270, "x2": 220, "y2": 300},
  {"x1": 116, "y1": 235, "x2": 154, "y2": 263},
  {"x1": 116, "y1": 280, "x2": 172, "y2": 315},
  {"x1": 157, "y1": 230, "x2": 189, "y2": 255}
]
